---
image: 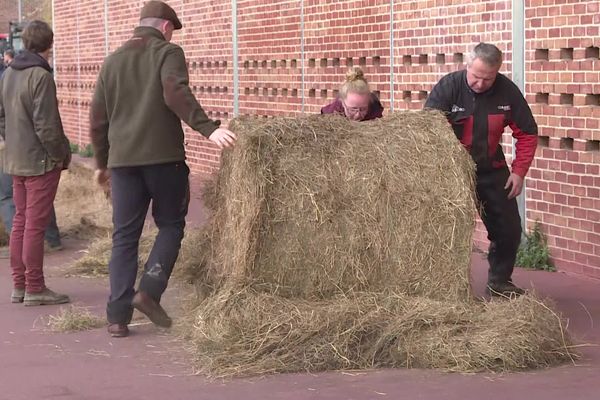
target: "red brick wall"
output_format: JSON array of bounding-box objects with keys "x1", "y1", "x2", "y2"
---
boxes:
[
  {"x1": 21, "y1": 0, "x2": 51, "y2": 21},
  {"x1": 0, "y1": 0, "x2": 18, "y2": 36},
  {"x1": 53, "y1": 0, "x2": 600, "y2": 279},
  {"x1": 391, "y1": 0, "x2": 514, "y2": 260},
  {"x1": 0, "y1": 0, "x2": 51, "y2": 35},
  {"x1": 524, "y1": 0, "x2": 600, "y2": 278}
]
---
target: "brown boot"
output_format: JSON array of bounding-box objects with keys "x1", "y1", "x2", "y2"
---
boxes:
[
  {"x1": 132, "y1": 291, "x2": 172, "y2": 328},
  {"x1": 107, "y1": 323, "x2": 129, "y2": 338},
  {"x1": 23, "y1": 288, "x2": 70, "y2": 306},
  {"x1": 487, "y1": 281, "x2": 526, "y2": 298},
  {"x1": 11, "y1": 288, "x2": 25, "y2": 303}
]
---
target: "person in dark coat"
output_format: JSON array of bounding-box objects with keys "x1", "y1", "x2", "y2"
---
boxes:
[
  {"x1": 90, "y1": 1, "x2": 237, "y2": 337},
  {"x1": 0, "y1": 21, "x2": 71, "y2": 306}
]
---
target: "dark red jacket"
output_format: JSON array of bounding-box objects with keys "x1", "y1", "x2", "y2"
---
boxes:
[
  {"x1": 425, "y1": 70, "x2": 538, "y2": 178},
  {"x1": 321, "y1": 93, "x2": 384, "y2": 121}
]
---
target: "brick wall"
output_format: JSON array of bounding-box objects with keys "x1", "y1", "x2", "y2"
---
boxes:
[
  {"x1": 52, "y1": 0, "x2": 600, "y2": 279},
  {"x1": 0, "y1": 0, "x2": 18, "y2": 35},
  {"x1": 21, "y1": 0, "x2": 51, "y2": 21},
  {"x1": 524, "y1": 0, "x2": 600, "y2": 278},
  {"x1": 0, "y1": 0, "x2": 51, "y2": 35}
]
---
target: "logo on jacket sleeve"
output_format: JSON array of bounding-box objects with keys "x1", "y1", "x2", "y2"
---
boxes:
[
  {"x1": 498, "y1": 105, "x2": 511, "y2": 111},
  {"x1": 451, "y1": 104, "x2": 466, "y2": 113}
]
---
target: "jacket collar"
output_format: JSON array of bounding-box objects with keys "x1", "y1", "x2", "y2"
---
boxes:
[
  {"x1": 133, "y1": 26, "x2": 166, "y2": 41},
  {"x1": 9, "y1": 50, "x2": 52, "y2": 73}
]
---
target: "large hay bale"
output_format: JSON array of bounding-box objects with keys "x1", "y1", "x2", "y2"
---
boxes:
[
  {"x1": 181, "y1": 111, "x2": 574, "y2": 376},
  {"x1": 201, "y1": 112, "x2": 476, "y2": 302}
]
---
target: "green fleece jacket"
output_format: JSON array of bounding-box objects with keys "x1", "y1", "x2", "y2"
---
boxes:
[{"x1": 90, "y1": 27, "x2": 220, "y2": 169}]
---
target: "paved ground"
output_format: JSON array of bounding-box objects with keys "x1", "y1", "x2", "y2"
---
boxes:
[{"x1": 0, "y1": 184, "x2": 598, "y2": 399}]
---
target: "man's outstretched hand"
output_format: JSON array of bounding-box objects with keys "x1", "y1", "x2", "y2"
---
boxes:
[{"x1": 209, "y1": 128, "x2": 237, "y2": 149}]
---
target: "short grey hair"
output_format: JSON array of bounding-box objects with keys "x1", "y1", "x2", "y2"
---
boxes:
[
  {"x1": 467, "y1": 43, "x2": 503, "y2": 68},
  {"x1": 140, "y1": 17, "x2": 171, "y2": 29}
]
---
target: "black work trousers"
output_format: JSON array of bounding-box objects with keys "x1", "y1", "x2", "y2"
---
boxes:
[
  {"x1": 106, "y1": 162, "x2": 189, "y2": 324},
  {"x1": 476, "y1": 167, "x2": 522, "y2": 285}
]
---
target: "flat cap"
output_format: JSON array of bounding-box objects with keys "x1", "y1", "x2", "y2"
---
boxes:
[{"x1": 140, "y1": 1, "x2": 182, "y2": 30}]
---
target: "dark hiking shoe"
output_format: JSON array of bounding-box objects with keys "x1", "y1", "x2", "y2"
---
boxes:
[
  {"x1": 487, "y1": 281, "x2": 526, "y2": 297},
  {"x1": 23, "y1": 288, "x2": 70, "y2": 306},
  {"x1": 0, "y1": 247, "x2": 9, "y2": 259},
  {"x1": 44, "y1": 242, "x2": 64, "y2": 253},
  {"x1": 108, "y1": 323, "x2": 129, "y2": 338},
  {"x1": 11, "y1": 288, "x2": 25, "y2": 303},
  {"x1": 132, "y1": 291, "x2": 172, "y2": 328}
]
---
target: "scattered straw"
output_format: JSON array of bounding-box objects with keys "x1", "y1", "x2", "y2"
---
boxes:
[
  {"x1": 182, "y1": 286, "x2": 575, "y2": 377},
  {"x1": 47, "y1": 305, "x2": 105, "y2": 332},
  {"x1": 55, "y1": 164, "x2": 113, "y2": 240},
  {"x1": 0, "y1": 220, "x2": 8, "y2": 247},
  {"x1": 70, "y1": 230, "x2": 157, "y2": 277}
]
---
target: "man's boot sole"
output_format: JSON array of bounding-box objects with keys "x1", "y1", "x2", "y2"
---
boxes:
[
  {"x1": 132, "y1": 301, "x2": 172, "y2": 328},
  {"x1": 23, "y1": 298, "x2": 70, "y2": 306},
  {"x1": 11, "y1": 297, "x2": 24, "y2": 304},
  {"x1": 486, "y1": 288, "x2": 525, "y2": 298}
]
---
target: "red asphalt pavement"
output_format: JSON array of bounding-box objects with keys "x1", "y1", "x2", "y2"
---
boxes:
[{"x1": 0, "y1": 184, "x2": 599, "y2": 400}]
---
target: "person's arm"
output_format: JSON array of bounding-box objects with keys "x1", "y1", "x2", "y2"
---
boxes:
[
  {"x1": 502, "y1": 85, "x2": 538, "y2": 199},
  {"x1": 370, "y1": 94, "x2": 384, "y2": 118},
  {"x1": 161, "y1": 47, "x2": 220, "y2": 137},
  {"x1": 508, "y1": 90, "x2": 538, "y2": 179},
  {"x1": 0, "y1": 76, "x2": 5, "y2": 141},
  {"x1": 32, "y1": 73, "x2": 68, "y2": 163},
  {"x1": 424, "y1": 74, "x2": 454, "y2": 113},
  {"x1": 90, "y1": 73, "x2": 110, "y2": 169}
]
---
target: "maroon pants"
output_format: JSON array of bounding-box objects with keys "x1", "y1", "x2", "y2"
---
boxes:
[{"x1": 10, "y1": 168, "x2": 61, "y2": 293}]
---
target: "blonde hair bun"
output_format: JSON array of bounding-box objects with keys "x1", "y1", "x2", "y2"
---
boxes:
[
  {"x1": 339, "y1": 67, "x2": 370, "y2": 99},
  {"x1": 345, "y1": 67, "x2": 366, "y2": 83}
]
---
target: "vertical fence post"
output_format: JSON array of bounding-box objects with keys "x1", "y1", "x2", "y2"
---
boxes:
[
  {"x1": 389, "y1": 0, "x2": 394, "y2": 112},
  {"x1": 232, "y1": 0, "x2": 239, "y2": 116},
  {"x1": 512, "y1": 0, "x2": 527, "y2": 234}
]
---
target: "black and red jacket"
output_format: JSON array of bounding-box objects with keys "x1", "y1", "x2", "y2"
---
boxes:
[{"x1": 425, "y1": 70, "x2": 538, "y2": 178}]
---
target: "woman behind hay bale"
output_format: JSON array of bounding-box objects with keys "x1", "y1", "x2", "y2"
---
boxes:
[
  {"x1": 196, "y1": 112, "x2": 476, "y2": 302},
  {"x1": 321, "y1": 67, "x2": 383, "y2": 121}
]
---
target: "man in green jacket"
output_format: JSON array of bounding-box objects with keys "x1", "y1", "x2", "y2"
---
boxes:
[
  {"x1": 90, "y1": 1, "x2": 237, "y2": 338},
  {"x1": 0, "y1": 47, "x2": 64, "y2": 258},
  {"x1": 0, "y1": 20, "x2": 71, "y2": 306}
]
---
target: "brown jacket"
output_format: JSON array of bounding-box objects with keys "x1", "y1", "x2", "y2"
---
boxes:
[
  {"x1": 90, "y1": 27, "x2": 220, "y2": 169},
  {"x1": 0, "y1": 51, "x2": 70, "y2": 176}
]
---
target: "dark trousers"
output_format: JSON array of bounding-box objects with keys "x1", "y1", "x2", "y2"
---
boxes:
[
  {"x1": 107, "y1": 162, "x2": 190, "y2": 324},
  {"x1": 476, "y1": 167, "x2": 522, "y2": 285}
]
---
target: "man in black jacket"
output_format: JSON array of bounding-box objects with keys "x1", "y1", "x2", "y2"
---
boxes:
[{"x1": 425, "y1": 43, "x2": 538, "y2": 297}]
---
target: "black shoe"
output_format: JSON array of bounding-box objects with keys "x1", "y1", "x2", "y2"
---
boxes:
[
  {"x1": 108, "y1": 323, "x2": 129, "y2": 338},
  {"x1": 487, "y1": 281, "x2": 526, "y2": 297}
]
